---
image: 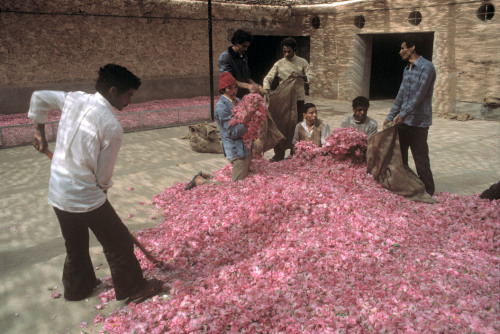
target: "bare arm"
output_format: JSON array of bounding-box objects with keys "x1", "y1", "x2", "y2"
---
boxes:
[{"x1": 32, "y1": 122, "x2": 49, "y2": 154}]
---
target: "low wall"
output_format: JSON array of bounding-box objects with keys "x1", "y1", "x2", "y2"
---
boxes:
[{"x1": 0, "y1": 76, "x2": 214, "y2": 115}]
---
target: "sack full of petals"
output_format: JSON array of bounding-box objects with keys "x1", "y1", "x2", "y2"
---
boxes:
[{"x1": 229, "y1": 93, "x2": 268, "y2": 149}]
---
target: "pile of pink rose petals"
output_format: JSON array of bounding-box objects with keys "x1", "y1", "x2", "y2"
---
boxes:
[
  {"x1": 0, "y1": 96, "x2": 215, "y2": 148},
  {"x1": 230, "y1": 93, "x2": 268, "y2": 149},
  {"x1": 94, "y1": 132, "x2": 499, "y2": 333}
]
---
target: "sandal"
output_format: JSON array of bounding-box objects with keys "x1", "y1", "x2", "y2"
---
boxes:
[
  {"x1": 126, "y1": 278, "x2": 163, "y2": 304},
  {"x1": 184, "y1": 172, "x2": 202, "y2": 190}
]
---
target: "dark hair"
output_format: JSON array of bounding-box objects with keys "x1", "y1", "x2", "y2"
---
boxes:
[
  {"x1": 302, "y1": 102, "x2": 316, "y2": 114},
  {"x1": 231, "y1": 29, "x2": 253, "y2": 45},
  {"x1": 352, "y1": 96, "x2": 369, "y2": 109},
  {"x1": 281, "y1": 37, "x2": 297, "y2": 51},
  {"x1": 401, "y1": 35, "x2": 423, "y2": 55},
  {"x1": 95, "y1": 64, "x2": 141, "y2": 95}
]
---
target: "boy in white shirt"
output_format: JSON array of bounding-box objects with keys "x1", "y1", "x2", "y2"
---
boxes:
[{"x1": 29, "y1": 64, "x2": 162, "y2": 304}]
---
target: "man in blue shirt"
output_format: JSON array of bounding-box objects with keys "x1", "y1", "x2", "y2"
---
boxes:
[
  {"x1": 384, "y1": 35, "x2": 436, "y2": 196},
  {"x1": 218, "y1": 29, "x2": 262, "y2": 98}
]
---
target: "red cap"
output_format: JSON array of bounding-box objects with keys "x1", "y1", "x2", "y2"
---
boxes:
[{"x1": 219, "y1": 72, "x2": 237, "y2": 90}]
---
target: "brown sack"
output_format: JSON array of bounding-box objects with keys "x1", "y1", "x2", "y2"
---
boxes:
[
  {"x1": 439, "y1": 112, "x2": 473, "y2": 121},
  {"x1": 186, "y1": 123, "x2": 224, "y2": 154},
  {"x1": 267, "y1": 76, "x2": 301, "y2": 151},
  {"x1": 253, "y1": 111, "x2": 285, "y2": 155},
  {"x1": 367, "y1": 125, "x2": 438, "y2": 204},
  {"x1": 483, "y1": 97, "x2": 500, "y2": 107}
]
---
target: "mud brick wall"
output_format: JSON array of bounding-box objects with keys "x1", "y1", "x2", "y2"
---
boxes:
[
  {"x1": 1, "y1": 0, "x2": 499, "y2": 115},
  {"x1": 294, "y1": 0, "x2": 500, "y2": 114},
  {"x1": 0, "y1": 0, "x2": 291, "y2": 114}
]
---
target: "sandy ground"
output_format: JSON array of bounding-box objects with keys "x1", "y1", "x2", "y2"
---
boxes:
[{"x1": 1, "y1": 99, "x2": 499, "y2": 333}]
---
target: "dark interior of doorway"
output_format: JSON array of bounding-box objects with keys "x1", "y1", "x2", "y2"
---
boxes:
[
  {"x1": 247, "y1": 35, "x2": 310, "y2": 93},
  {"x1": 369, "y1": 32, "x2": 434, "y2": 99}
]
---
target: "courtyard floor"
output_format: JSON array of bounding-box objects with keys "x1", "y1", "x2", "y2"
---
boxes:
[{"x1": 1, "y1": 98, "x2": 499, "y2": 333}]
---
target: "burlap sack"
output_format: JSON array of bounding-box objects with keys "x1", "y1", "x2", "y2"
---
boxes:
[
  {"x1": 253, "y1": 110, "x2": 285, "y2": 155},
  {"x1": 439, "y1": 112, "x2": 473, "y2": 121},
  {"x1": 267, "y1": 76, "x2": 300, "y2": 152},
  {"x1": 483, "y1": 96, "x2": 500, "y2": 107},
  {"x1": 186, "y1": 123, "x2": 223, "y2": 154},
  {"x1": 367, "y1": 124, "x2": 438, "y2": 204}
]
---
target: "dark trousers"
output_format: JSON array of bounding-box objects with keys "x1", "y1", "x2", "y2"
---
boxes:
[
  {"x1": 273, "y1": 100, "x2": 304, "y2": 161},
  {"x1": 54, "y1": 200, "x2": 146, "y2": 301},
  {"x1": 398, "y1": 124, "x2": 435, "y2": 196}
]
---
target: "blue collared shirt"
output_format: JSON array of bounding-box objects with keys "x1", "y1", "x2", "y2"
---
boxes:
[
  {"x1": 214, "y1": 95, "x2": 249, "y2": 159},
  {"x1": 386, "y1": 56, "x2": 436, "y2": 127}
]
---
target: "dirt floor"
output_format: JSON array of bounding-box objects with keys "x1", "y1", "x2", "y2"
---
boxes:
[{"x1": 1, "y1": 98, "x2": 499, "y2": 333}]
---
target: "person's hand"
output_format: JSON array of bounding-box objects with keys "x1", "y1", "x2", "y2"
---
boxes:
[
  {"x1": 291, "y1": 72, "x2": 305, "y2": 79},
  {"x1": 249, "y1": 84, "x2": 260, "y2": 93},
  {"x1": 393, "y1": 115, "x2": 403, "y2": 125},
  {"x1": 243, "y1": 108, "x2": 257, "y2": 126},
  {"x1": 383, "y1": 119, "x2": 389, "y2": 127},
  {"x1": 32, "y1": 123, "x2": 48, "y2": 154}
]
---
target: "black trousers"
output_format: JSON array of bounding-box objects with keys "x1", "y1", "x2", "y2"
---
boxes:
[
  {"x1": 54, "y1": 200, "x2": 146, "y2": 301},
  {"x1": 398, "y1": 124, "x2": 435, "y2": 196},
  {"x1": 273, "y1": 100, "x2": 305, "y2": 161}
]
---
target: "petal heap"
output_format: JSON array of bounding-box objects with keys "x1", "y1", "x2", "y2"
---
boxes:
[{"x1": 96, "y1": 150, "x2": 499, "y2": 333}]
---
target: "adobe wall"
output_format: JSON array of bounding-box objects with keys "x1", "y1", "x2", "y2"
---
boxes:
[
  {"x1": 0, "y1": 0, "x2": 295, "y2": 114},
  {"x1": 294, "y1": 0, "x2": 500, "y2": 114},
  {"x1": 1, "y1": 0, "x2": 499, "y2": 115}
]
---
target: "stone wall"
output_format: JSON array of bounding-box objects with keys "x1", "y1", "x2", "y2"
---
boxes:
[{"x1": 1, "y1": 0, "x2": 499, "y2": 115}]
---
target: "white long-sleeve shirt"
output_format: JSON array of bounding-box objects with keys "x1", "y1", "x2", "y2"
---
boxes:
[
  {"x1": 28, "y1": 91, "x2": 123, "y2": 212},
  {"x1": 262, "y1": 55, "x2": 313, "y2": 101}
]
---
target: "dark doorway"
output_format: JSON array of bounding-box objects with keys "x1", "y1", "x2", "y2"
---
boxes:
[
  {"x1": 369, "y1": 32, "x2": 434, "y2": 99},
  {"x1": 246, "y1": 35, "x2": 311, "y2": 92}
]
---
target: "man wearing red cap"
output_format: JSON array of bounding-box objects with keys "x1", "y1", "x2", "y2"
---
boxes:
[{"x1": 215, "y1": 72, "x2": 257, "y2": 181}]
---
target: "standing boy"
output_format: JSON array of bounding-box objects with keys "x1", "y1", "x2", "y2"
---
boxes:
[
  {"x1": 29, "y1": 64, "x2": 162, "y2": 303},
  {"x1": 218, "y1": 29, "x2": 262, "y2": 98},
  {"x1": 263, "y1": 37, "x2": 313, "y2": 123}
]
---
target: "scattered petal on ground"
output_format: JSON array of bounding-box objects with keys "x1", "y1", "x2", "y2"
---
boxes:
[
  {"x1": 0, "y1": 96, "x2": 216, "y2": 148},
  {"x1": 50, "y1": 292, "x2": 61, "y2": 299}
]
